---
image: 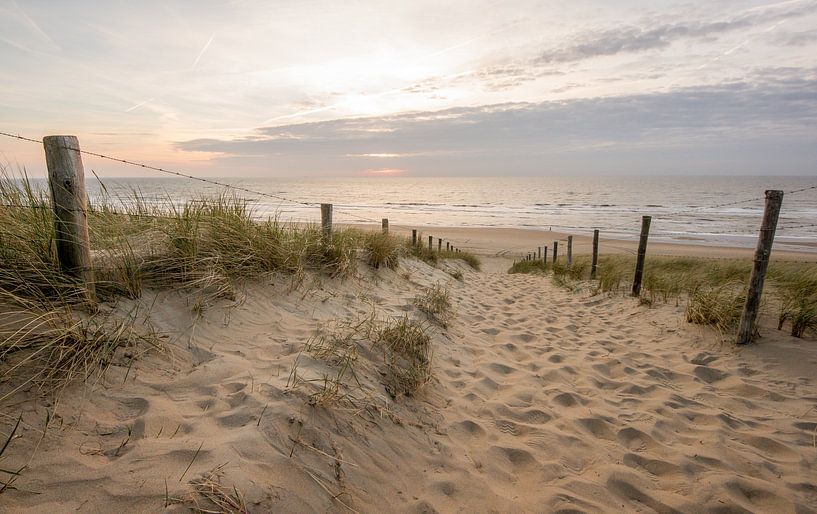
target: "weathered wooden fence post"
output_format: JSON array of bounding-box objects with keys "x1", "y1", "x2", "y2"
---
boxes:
[
  {"x1": 567, "y1": 235, "x2": 573, "y2": 266},
  {"x1": 438, "y1": 238, "x2": 442, "y2": 252},
  {"x1": 737, "y1": 190, "x2": 784, "y2": 345},
  {"x1": 631, "y1": 215, "x2": 651, "y2": 297},
  {"x1": 320, "y1": 203, "x2": 333, "y2": 239},
  {"x1": 553, "y1": 241, "x2": 558, "y2": 264},
  {"x1": 446, "y1": 242, "x2": 450, "y2": 251},
  {"x1": 543, "y1": 246, "x2": 548, "y2": 265},
  {"x1": 412, "y1": 229, "x2": 417, "y2": 247},
  {"x1": 43, "y1": 135, "x2": 95, "y2": 302},
  {"x1": 591, "y1": 229, "x2": 600, "y2": 279},
  {"x1": 382, "y1": 218, "x2": 389, "y2": 233},
  {"x1": 428, "y1": 235, "x2": 433, "y2": 250},
  {"x1": 537, "y1": 247, "x2": 541, "y2": 260}
]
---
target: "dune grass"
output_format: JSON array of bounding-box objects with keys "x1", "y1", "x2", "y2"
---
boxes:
[
  {"x1": 507, "y1": 249, "x2": 817, "y2": 338},
  {"x1": 289, "y1": 313, "x2": 433, "y2": 407},
  {"x1": 0, "y1": 168, "x2": 460, "y2": 401},
  {"x1": 406, "y1": 236, "x2": 481, "y2": 271},
  {"x1": 508, "y1": 260, "x2": 548, "y2": 274},
  {"x1": 413, "y1": 285, "x2": 453, "y2": 327}
]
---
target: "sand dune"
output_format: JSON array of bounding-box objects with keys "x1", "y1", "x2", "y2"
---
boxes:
[{"x1": 3, "y1": 254, "x2": 817, "y2": 513}]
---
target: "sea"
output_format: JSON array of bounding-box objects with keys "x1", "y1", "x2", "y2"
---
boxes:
[{"x1": 82, "y1": 175, "x2": 817, "y2": 252}]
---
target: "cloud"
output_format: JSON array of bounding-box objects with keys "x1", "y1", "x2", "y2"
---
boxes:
[
  {"x1": 177, "y1": 74, "x2": 817, "y2": 176},
  {"x1": 534, "y1": 1, "x2": 817, "y2": 64}
]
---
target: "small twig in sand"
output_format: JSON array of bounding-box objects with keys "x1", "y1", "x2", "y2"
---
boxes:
[
  {"x1": 256, "y1": 404, "x2": 268, "y2": 427},
  {"x1": 304, "y1": 469, "x2": 359, "y2": 514},
  {"x1": 288, "y1": 436, "x2": 359, "y2": 467},
  {"x1": 180, "y1": 442, "x2": 204, "y2": 482}
]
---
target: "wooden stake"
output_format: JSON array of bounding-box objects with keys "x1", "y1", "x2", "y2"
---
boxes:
[
  {"x1": 320, "y1": 203, "x2": 333, "y2": 239},
  {"x1": 412, "y1": 229, "x2": 417, "y2": 247},
  {"x1": 591, "y1": 229, "x2": 599, "y2": 279},
  {"x1": 543, "y1": 245, "x2": 548, "y2": 265},
  {"x1": 446, "y1": 242, "x2": 450, "y2": 251},
  {"x1": 438, "y1": 238, "x2": 442, "y2": 252},
  {"x1": 567, "y1": 235, "x2": 573, "y2": 266},
  {"x1": 631, "y1": 216, "x2": 651, "y2": 297},
  {"x1": 737, "y1": 190, "x2": 784, "y2": 345},
  {"x1": 553, "y1": 241, "x2": 558, "y2": 264},
  {"x1": 537, "y1": 246, "x2": 541, "y2": 260},
  {"x1": 382, "y1": 218, "x2": 389, "y2": 233},
  {"x1": 428, "y1": 235, "x2": 433, "y2": 250},
  {"x1": 43, "y1": 135, "x2": 95, "y2": 302}
]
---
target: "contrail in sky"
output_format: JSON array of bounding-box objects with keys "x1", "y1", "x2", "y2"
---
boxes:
[{"x1": 192, "y1": 33, "x2": 215, "y2": 69}]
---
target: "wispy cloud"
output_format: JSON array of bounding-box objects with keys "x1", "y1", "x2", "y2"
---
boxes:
[
  {"x1": 178, "y1": 74, "x2": 817, "y2": 176},
  {"x1": 534, "y1": 0, "x2": 817, "y2": 64}
]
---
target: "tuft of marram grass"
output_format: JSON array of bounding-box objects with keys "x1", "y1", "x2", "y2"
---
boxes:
[
  {"x1": 374, "y1": 316, "x2": 433, "y2": 398},
  {"x1": 685, "y1": 284, "x2": 747, "y2": 335},
  {"x1": 773, "y1": 268, "x2": 817, "y2": 338},
  {"x1": 289, "y1": 314, "x2": 433, "y2": 406},
  {"x1": 364, "y1": 231, "x2": 400, "y2": 270},
  {"x1": 413, "y1": 285, "x2": 453, "y2": 327}
]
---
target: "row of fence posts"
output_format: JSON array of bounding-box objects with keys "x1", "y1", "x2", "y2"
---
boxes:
[
  {"x1": 319, "y1": 205, "x2": 463, "y2": 253},
  {"x1": 39, "y1": 135, "x2": 784, "y2": 346}
]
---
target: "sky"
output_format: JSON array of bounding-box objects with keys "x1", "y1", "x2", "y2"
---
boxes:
[{"x1": 1, "y1": 0, "x2": 816, "y2": 177}]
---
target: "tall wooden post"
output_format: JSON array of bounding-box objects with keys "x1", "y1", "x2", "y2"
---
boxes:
[
  {"x1": 737, "y1": 190, "x2": 784, "y2": 345},
  {"x1": 567, "y1": 236, "x2": 573, "y2": 266},
  {"x1": 537, "y1": 247, "x2": 541, "y2": 260},
  {"x1": 428, "y1": 235, "x2": 433, "y2": 250},
  {"x1": 438, "y1": 238, "x2": 442, "y2": 252},
  {"x1": 412, "y1": 229, "x2": 417, "y2": 247},
  {"x1": 553, "y1": 241, "x2": 558, "y2": 264},
  {"x1": 43, "y1": 136, "x2": 95, "y2": 302},
  {"x1": 543, "y1": 246, "x2": 548, "y2": 265},
  {"x1": 320, "y1": 203, "x2": 333, "y2": 239},
  {"x1": 382, "y1": 218, "x2": 389, "y2": 233},
  {"x1": 591, "y1": 229, "x2": 600, "y2": 279},
  {"x1": 631, "y1": 216, "x2": 651, "y2": 297},
  {"x1": 446, "y1": 242, "x2": 450, "y2": 252}
]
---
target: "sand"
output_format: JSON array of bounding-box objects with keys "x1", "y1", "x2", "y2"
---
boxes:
[{"x1": 2, "y1": 244, "x2": 817, "y2": 512}]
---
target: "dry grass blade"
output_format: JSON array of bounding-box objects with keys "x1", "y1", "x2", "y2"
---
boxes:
[{"x1": 187, "y1": 465, "x2": 248, "y2": 514}]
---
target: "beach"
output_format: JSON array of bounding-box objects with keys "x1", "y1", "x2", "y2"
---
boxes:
[{"x1": 2, "y1": 227, "x2": 816, "y2": 513}]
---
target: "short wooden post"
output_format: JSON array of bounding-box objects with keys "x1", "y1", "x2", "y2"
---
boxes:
[
  {"x1": 446, "y1": 242, "x2": 450, "y2": 251},
  {"x1": 553, "y1": 241, "x2": 558, "y2": 264},
  {"x1": 438, "y1": 238, "x2": 442, "y2": 252},
  {"x1": 320, "y1": 203, "x2": 333, "y2": 239},
  {"x1": 428, "y1": 235, "x2": 433, "y2": 250},
  {"x1": 412, "y1": 229, "x2": 417, "y2": 247},
  {"x1": 567, "y1": 236, "x2": 573, "y2": 266},
  {"x1": 537, "y1": 247, "x2": 541, "y2": 260},
  {"x1": 631, "y1": 216, "x2": 651, "y2": 297},
  {"x1": 737, "y1": 190, "x2": 784, "y2": 345},
  {"x1": 590, "y1": 229, "x2": 599, "y2": 279},
  {"x1": 43, "y1": 135, "x2": 95, "y2": 302},
  {"x1": 543, "y1": 245, "x2": 548, "y2": 265},
  {"x1": 382, "y1": 218, "x2": 389, "y2": 233}
]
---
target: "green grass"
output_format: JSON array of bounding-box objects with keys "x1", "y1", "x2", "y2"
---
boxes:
[
  {"x1": 405, "y1": 236, "x2": 481, "y2": 271},
  {"x1": 508, "y1": 260, "x2": 548, "y2": 274},
  {"x1": 506, "y1": 247, "x2": 817, "y2": 337}
]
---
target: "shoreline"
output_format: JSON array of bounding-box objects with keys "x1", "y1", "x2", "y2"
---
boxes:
[{"x1": 340, "y1": 223, "x2": 817, "y2": 262}]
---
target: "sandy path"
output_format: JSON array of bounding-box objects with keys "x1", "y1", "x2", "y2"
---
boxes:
[
  {"x1": 3, "y1": 256, "x2": 817, "y2": 513},
  {"x1": 429, "y1": 257, "x2": 817, "y2": 512}
]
